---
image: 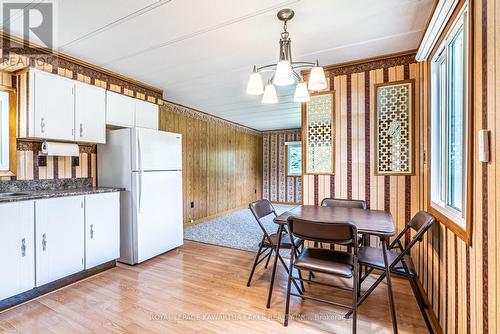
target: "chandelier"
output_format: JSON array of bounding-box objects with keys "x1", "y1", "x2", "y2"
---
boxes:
[{"x1": 246, "y1": 8, "x2": 327, "y2": 104}]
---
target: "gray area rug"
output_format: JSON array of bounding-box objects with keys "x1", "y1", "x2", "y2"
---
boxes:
[{"x1": 184, "y1": 204, "x2": 298, "y2": 252}]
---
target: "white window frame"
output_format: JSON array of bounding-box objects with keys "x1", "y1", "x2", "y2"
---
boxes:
[{"x1": 430, "y1": 3, "x2": 469, "y2": 230}]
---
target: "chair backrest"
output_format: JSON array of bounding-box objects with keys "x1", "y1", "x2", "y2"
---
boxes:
[
  {"x1": 408, "y1": 211, "x2": 436, "y2": 236},
  {"x1": 249, "y1": 199, "x2": 276, "y2": 220},
  {"x1": 249, "y1": 200, "x2": 277, "y2": 241},
  {"x1": 287, "y1": 216, "x2": 358, "y2": 253},
  {"x1": 388, "y1": 211, "x2": 436, "y2": 269},
  {"x1": 321, "y1": 198, "x2": 367, "y2": 210}
]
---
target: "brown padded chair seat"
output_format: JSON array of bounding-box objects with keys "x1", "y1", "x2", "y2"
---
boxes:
[
  {"x1": 294, "y1": 247, "x2": 355, "y2": 278},
  {"x1": 358, "y1": 246, "x2": 416, "y2": 277},
  {"x1": 260, "y1": 233, "x2": 302, "y2": 249}
]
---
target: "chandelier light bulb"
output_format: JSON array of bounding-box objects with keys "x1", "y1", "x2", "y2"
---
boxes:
[
  {"x1": 262, "y1": 82, "x2": 278, "y2": 104},
  {"x1": 246, "y1": 69, "x2": 264, "y2": 95},
  {"x1": 308, "y1": 64, "x2": 327, "y2": 91},
  {"x1": 294, "y1": 81, "x2": 310, "y2": 102},
  {"x1": 273, "y1": 60, "x2": 295, "y2": 86},
  {"x1": 249, "y1": 9, "x2": 326, "y2": 104}
]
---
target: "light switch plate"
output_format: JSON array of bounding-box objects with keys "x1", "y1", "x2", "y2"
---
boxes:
[{"x1": 478, "y1": 129, "x2": 490, "y2": 162}]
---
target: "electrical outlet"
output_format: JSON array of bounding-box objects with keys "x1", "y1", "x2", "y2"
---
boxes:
[
  {"x1": 72, "y1": 156, "x2": 80, "y2": 167},
  {"x1": 254, "y1": 189, "x2": 257, "y2": 194},
  {"x1": 37, "y1": 156, "x2": 47, "y2": 167},
  {"x1": 190, "y1": 201, "x2": 194, "y2": 208}
]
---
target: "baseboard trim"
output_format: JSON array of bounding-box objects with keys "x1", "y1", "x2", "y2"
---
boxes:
[
  {"x1": 271, "y1": 201, "x2": 301, "y2": 205},
  {"x1": 0, "y1": 260, "x2": 116, "y2": 313},
  {"x1": 415, "y1": 277, "x2": 444, "y2": 334},
  {"x1": 184, "y1": 205, "x2": 248, "y2": 227}
]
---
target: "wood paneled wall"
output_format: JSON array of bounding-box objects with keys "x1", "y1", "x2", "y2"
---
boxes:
[
  {"x1": 159, "y1": 102, "x2": 262, "y2": 225},
  {"x1": 262, "y1": 129, "x2": 302, "y2": 204}
]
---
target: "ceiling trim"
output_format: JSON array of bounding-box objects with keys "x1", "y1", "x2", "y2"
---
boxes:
[
  {"x1": 261, "y1": 128, "x2": 301, "y2": 134},
  {"x1": 323, "y1": 49, "x2": 417, "y2": 73},
  {"x1": 300, "y1": 49, "x2": 418, "y2": 82},
  {"x1": 161, "y1": 100, "x2": 262, "y2": 135},
  {"x1": 0, "y1": 31, "x2": 163, "y2": 95}
]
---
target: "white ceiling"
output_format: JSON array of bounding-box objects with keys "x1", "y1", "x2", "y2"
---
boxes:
[{"x1": 4, "y1": 0, "x2": 434, "y2": 131}]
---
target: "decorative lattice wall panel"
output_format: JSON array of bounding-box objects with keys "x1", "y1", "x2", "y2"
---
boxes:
[
  {"x1": 303, "y1": 92, "x2": 334, "y2": 174},
  {"x1": 375, "y1": 80, "x2": 414, "y2": 175}
]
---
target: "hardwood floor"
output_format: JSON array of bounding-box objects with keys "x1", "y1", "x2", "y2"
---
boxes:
[{"x1": 0, "y1": 241, "x2": 428, "y2": 333}]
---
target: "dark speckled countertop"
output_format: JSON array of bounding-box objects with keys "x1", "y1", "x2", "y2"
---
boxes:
[{"x1": 0, "y1": 178, "x2": 123, "y2": 203}]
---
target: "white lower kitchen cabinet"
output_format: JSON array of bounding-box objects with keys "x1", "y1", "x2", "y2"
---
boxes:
[
  {"x1": 0, "y1": 201, "x2": 35, "y2": 300},
  {"x1": 35, "y1": 196, "x2": 85, "y2": 286},
  {"x1": 84, "y1": 192, "x2": 120, "y2": 269}
]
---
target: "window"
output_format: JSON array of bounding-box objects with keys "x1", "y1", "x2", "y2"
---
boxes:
[
  {"x1": 0, "y1": 86, "x2": 16, "y2": 177},
  {"x1": 0, "y1": 91, "x2": 10, "y2": 171},
  {"x1": 286, "y1": 141, "x2": 302, "y2": 176},
  {"x1": 430, "y1": 4, "x2": 470, "y2": 233}
]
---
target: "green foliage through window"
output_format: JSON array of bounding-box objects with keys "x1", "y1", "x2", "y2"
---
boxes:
[{"x1": 287, "y1": 144, "x2": 302, "y2": 176}]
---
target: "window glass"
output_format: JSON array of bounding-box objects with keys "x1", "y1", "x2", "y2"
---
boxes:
[
  {"x1": 447, "y1": 27, "x2": 464, "y2": 211},
  {"x1": 287, "y1": 143, "x2": 302, "y2": 176},
  {"x1": 0, "y1": 91, "x2": 10, "y2": 171}
]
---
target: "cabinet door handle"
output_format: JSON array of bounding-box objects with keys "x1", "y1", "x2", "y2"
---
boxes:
[
  {"x1": 40, "y1": 117, "x2": 45, "y2": 133},
  {"x1": 21, "y1": 238, "x2": 26, "y2": 257},
  {"x1": 42, "y1": 233, "x2": 47, "y2": 251},
  {"x1": 79, "y1": 123, "x2": 83, "y2": 137},
  {"x1": 90, "y1": 224, "x2": 94, "y2": 239}
]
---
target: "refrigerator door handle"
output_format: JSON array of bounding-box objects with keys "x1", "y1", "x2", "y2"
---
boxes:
[
  {"x1": 137, "y1": 131, "x2": 143, "y2": 172},
  {"x1": 138, "y1": 172, "x2": 143, "y2": 213},
  {"x1": 137, "y1": 133, "x2": 143, "y2": 213}
]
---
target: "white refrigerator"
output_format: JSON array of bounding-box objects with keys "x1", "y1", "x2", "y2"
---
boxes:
[{"x1": 98, "y1": 127, "x2": 183, "y2": 265}]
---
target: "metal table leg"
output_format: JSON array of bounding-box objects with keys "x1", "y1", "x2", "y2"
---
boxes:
[{"x1": 382, "y1": 237, "x2": 398, "y2": 333}]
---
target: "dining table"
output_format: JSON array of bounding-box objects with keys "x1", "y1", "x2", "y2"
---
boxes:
[{"x1": 271, "y1": 205, "x2": 399, "y2": 333}]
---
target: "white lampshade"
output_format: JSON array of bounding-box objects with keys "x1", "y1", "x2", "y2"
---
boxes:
[
  {"x1": 262, "y1": 83, "x2": 278, "y2": 104},
  {"x1": 308, "y1": 65, "x2": 327, "y2": 91},
  {"x1": 273, "y1": 60, "x2": 295, "y2": 86},
  {"x1": 294, "y1": 81, "x2": 310, "y2": 102},
  {"x1": 246, "y1": 71, "x2": 264, "y2": 95}
]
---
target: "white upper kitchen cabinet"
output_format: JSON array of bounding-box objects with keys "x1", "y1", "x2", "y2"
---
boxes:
[
  {"x1": 32, "y1": 69, "x2": 75, "y2": 141},
  {"x1": 35, "y1": 196, "x2": 85, "y2": 287},
  {"x1": 106, "y1": 90, "x2": 135, "y2": 127},
  {"x1": 135, "y1": 100, "x2": 158, "y2": 130},
  {"x1": 0, "y1": 201, "x2": 35, "y2": 301},
  {"x1": 84, "y1": 192, "x2": 120, "y2": 269},
  {"x1": 16, "y1": 68, "x2": 106, "y2": 143},
  {"x1": 75, "y1": 82, "x2": 106, "y2": 143}
]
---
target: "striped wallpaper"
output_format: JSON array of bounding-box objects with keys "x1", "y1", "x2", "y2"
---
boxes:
[
  {"x1": 302, "y1": 58, "x2": 421, "y2": 239},
  {"x1": 262, "y1": 129, "x2": 302, "y2": 204}
]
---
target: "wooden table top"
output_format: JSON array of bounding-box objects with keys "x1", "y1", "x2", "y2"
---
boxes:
[{"x1": 274, "y1": 205, "x2": 396, "y2": 238}]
